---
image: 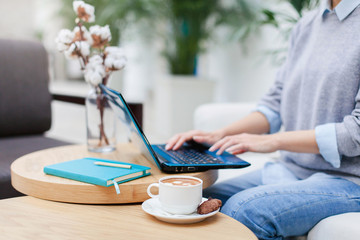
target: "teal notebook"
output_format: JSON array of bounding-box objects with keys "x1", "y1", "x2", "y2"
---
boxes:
[{"x1": 44, "y1": 158, "x2": 151, "y2": 192}]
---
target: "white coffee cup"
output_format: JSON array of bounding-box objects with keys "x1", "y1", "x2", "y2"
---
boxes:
[{"x1": 147, "y1": 176, "x2": 203, "y2": 215}]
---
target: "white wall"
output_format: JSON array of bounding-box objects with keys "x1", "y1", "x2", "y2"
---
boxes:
[
  {"x1": 0, "y1": 0, "x2": 67, "y2": 80},
  {"x1": 0, "y1": 0, "x2": 37, "y2": 40}
]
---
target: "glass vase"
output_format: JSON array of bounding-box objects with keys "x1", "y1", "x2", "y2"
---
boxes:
[{"x1": 85, "y1": 86, "x2": 116, "y2": 152}]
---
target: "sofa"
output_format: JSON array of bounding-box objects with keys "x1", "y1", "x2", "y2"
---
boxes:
[
  {"x1": 0, "y1": 39, "x2": 72, "y2": 199},
  {"x1": 194, "y1": 103, "x2": 360, "y2": 240}
]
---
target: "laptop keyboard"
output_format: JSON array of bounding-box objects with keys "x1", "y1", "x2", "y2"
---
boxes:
[{"x1": 157, "y1": 145, "x2": 224, "y2": 164}]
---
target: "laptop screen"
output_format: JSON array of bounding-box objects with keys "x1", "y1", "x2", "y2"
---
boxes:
[{"x1": 99, "y1": 84, "x2": 162, "y2": 169}]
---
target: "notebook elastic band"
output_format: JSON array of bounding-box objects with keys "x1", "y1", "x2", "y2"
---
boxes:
[{"x1": 112, "y1": 180, "x2": 120, "y2": 194}]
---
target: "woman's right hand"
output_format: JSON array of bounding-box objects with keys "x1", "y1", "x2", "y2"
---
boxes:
[{"x1": 165, "y1": 130, "x2": 225, "y2": 151}]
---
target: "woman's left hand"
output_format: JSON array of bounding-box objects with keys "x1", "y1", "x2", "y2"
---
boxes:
[{"x1": 209, "y1": 133, "x2": 279, "y2": 155}]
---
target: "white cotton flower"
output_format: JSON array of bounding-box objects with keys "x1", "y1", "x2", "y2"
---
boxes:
[
  {"x1": 104, "y1": 47, "x2": 127, "y2": 70},
  {"x1": 64, "y1": 41, "x2": 90, "y2": 59},
  {"x1": 55, "y1": 29, "x2": 74, "y2": 51},
  {"x1": 73, "y1": 0, "x2": 95, "y2": 23},
  {"x1": 90, "y1": 25, "x2": 112, "y2": 40},
  {"x1": 73, "y1": 26, "x2": 93, "y2": 45},
  {"x1": 89, "y1": 25, "x2": 112, "y2": 48},
  {"x1": 88, "y1": 55, "x2": 104, "y2": 65},
  {"x1": 84, "y1": 57, "x2": 106, "y2": 86},
  {"x1": 105, "y1": 57, "x2": 127, "y2": 70}
]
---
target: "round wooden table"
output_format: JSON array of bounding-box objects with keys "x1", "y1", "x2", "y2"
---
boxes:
[
  {"x1": 0, "y1": 196, "x2": 257, "y2": 240},
  {"x1": 11, "y1": 143, "x2": 218, "y2": 204}
]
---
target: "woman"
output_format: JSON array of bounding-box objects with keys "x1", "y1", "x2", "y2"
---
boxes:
[{"x1": 166, "y1": 0, "x2": 360, "y2": 239}]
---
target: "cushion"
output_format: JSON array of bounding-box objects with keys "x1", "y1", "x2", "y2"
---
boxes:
[
  {"x1": 0, "y1": 39, "x2": 52, "y2": 136},
  {"x1": 0, "y1": 135, "x2": 69, "y2": 199},
  {"x1": 308, "y1": 212, "x2": 360, "y2": 240}
]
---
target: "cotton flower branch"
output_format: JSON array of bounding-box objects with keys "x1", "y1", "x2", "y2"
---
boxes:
[
  {"x1": 55, "y1": 0, "x2": 127, "y2": 150},
  {"x1": 55, "y1": 0, "x2": 126, "y2": 87}
]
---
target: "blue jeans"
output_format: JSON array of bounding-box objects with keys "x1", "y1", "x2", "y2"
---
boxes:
[{"x1": 203, "y1": 163, "x2": 360, "y2": 240}]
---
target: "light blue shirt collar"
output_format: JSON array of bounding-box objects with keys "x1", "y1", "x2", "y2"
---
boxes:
[{"x1": 322, "y1": 0, "x2": 360, "y2": 21}]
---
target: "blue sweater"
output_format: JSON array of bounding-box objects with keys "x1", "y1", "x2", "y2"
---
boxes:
[{"x1": 257, "y1": 0, "x2": 360, "y2": 184}]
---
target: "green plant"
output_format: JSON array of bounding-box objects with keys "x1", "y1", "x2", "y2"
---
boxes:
[
  {"x1": 288, "y1": 0, "x2": 321, "y2": 16},
  {"x1": 161, "y1": 0, "x2": 276, "y2": 75},
  {"x1": 60, "y1": 0, "x2": 276, "y2": 75}
]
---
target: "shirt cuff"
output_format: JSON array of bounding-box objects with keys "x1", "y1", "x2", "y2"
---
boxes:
[
  {"x1": 315, "y1": 123, "x2": 341, "y2": 168},
  {"x1": 256, "y1": 105, "x2": 282, "y2": 134}
]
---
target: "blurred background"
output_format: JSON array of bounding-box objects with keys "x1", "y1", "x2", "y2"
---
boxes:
[{"x1": 0, "y1": 0, "x2": 319, "y2": 143}]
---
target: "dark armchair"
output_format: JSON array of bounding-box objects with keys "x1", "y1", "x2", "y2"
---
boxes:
[{"x1": 0, "y1": 39, "x2": 71, "y2": 199}]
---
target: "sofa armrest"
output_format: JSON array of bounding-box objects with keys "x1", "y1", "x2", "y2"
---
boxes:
[{"x1": 194, "y1": 102, "x2": 257, "y2": 132}]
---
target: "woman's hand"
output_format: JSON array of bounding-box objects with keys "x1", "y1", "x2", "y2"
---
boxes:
[
  {"x1": 210, "y1": 130, "x2": 319, "y2": 155},
  {"x1": 165, "y1": 130, "x2": 225, "y2": 151},
  {"x1": 209, "y1": 133, "x2": 279, "y2": 155},
  {"x1": 165, "y1": 111, "x2": 272, "y2": 152}
]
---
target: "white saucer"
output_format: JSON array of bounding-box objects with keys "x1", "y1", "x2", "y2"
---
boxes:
[{"x1": 142, "y1": 198, "x2": 219, "y2": 224}]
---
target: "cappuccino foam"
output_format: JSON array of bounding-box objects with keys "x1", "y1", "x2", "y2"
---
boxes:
[{"x1": 162, "y1": 177, "x2": 201, "y2": 186}]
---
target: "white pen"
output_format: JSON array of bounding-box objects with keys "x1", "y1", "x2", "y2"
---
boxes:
[{"x1": 94, "y1": 161, "x2": 132, "y2": 169}]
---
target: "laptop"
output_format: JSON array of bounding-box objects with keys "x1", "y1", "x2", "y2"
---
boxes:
[{"x1": 99, "y1": 84, "x2": 250, "y2": 173}]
